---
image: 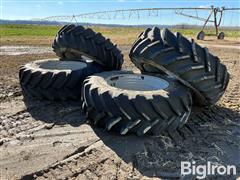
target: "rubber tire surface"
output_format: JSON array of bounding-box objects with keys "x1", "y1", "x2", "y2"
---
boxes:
[
  {"x1": 129, "y1": 27, "x2": 229, "y2": 106},
  {"x1": 218, "y1": 32, "x2": 225, "y2": 40},
  {"x1": 197, "y1": 31, "x2": 205, "y2": 40},
  {"x1": 82, "y1": 71, "x2": 192, "y2": 136},
  {"x1": 19, "y1": 59, "x2": 102, "y2": 100},
  {"x1": 52, "y1": 24, "x2": 124, "y2": 71}
]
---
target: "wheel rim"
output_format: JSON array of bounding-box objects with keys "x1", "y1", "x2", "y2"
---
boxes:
[
  {"x1": 38, "y1": 60, "x2": 87, "y2": 70},
  {"x1": 70, "y1": 49, "x2": 101, "y2": 64},
  {"x1": 81, "y1": 55, "x2": 94, "y2": 63},
  {"x1": 106, "y1": 74, "x2": 169, "y2": 91}
]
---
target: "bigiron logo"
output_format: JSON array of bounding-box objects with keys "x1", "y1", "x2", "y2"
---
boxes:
[{"x1": 181, "y1": 161, "x2": 237, "y2": 179}]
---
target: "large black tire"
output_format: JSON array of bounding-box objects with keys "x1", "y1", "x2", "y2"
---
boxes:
[
  {"x1": 52, "y1": 24, "x2": 124, "y2": 71},
  {"x1": 19, "y1": 59, "x2": 102, "y2": 100},
  {"x1": 129, "y1": 27, "x2": 229, "y2": 106},
  {"x1": 82, "y1": 71, "x2": 192, "y2": 136}
]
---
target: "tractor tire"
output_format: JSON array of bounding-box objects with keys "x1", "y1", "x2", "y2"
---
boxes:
[
  {"x1": 218, "y1": 32, "x2": 225, "y2": 40},
  {"x1": 129, "y1": 27, "x2": 229, "y2": 106},
  {"x1": 197, "y1": 31, "x2": 205, "y2": 40},
  {"x1": 52, "y1": 24, "x2": 124, "y2": 71},
  {"x1": 19, "y1": 59, "x2": 102, "y2": 101},
  {"x1": 82, "y1": 71, "x2": 192, "y2": 136}
]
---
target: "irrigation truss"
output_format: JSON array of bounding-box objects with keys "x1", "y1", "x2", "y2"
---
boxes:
[{"x1": 42, "y1": 6, "x2": 240, "y2": 39}]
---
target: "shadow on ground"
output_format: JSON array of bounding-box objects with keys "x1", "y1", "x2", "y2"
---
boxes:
[
  {"x1": 23, "y1": 96, "x2": 86, "y2": 127},
  {"x1": 23, "y1": 95, "x2": 240, "y2": 179},
  {"x1": 92, "y1": 105, "x2": 240, "y2": 179}
]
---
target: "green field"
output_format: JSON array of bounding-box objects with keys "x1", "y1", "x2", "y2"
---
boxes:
[
  {"x1": 1, "y1": 24, "x2": 239, "y2": 38},
  {"x1": 0, "y1": 24, "x2": 60, "y2": 37}
]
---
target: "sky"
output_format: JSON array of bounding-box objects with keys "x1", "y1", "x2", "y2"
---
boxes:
[{"x1": 1, "y1": 0, "x2": 240, "y2": 26}]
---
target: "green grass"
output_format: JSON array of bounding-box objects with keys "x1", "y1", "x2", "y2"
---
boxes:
[
  {"x1": 0, "y1": 24, "x2": 144, "y2": 37},
  {"x1": 172, "y1": 28, "x2": 240, "y2": 38},
  {"x1": 0, "y1": 24, "x2": 239, "y2": 38},
  {"x1": 0, "y1": 24, "x2": 60, "y2": 37}
]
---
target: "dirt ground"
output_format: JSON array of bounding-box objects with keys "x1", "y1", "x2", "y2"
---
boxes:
[{"x1": 0, "y1": 36, "x2": 240, "y2": 179}]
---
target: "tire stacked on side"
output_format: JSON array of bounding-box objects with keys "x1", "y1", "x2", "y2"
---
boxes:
[
  {"x1": 19, "y1": 59, "x2": 102, "y2": 101},
  {"x1": 129, "y1": 27, "x2": 229, "y2": 106},
  {"x1": 82, "y1": 71, "x2": 192, "y2": 136}
]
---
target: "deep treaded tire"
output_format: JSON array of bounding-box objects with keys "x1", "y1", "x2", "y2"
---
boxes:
[
  {"x1": 82, "y1": 71, "x2": 192, "y2": 136},
  {"x1": 52, "y1": 24, "x2": 124, "y2": 71},
  {"x1": 129, "y1": 27, "x2": 229, "y2": 106},
  {"x1": 19, "y1": 59, "x2": 102, "y2": 100}
]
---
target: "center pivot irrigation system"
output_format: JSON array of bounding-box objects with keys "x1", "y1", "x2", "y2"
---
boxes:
[{"x1": 42, "y1": 6, "x2": 240, "y2": 40}]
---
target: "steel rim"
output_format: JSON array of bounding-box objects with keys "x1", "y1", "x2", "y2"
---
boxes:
[{"x1": 106, "y1": 74, "x2": 169, "y2": 91}]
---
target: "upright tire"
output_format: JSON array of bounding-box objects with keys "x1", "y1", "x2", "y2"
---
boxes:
[
  {"x1": 129, "y1": 27, "x2": 229, "y2": 106},
  {"x1": 19, "y1": 59, "x2": 102, "y2": 100},
  {"x1": 82, "y1": 71, "x2": 192, "y2": 136},
  {"x1": 52, "y1": 24, "x2": 124, "y2": 71}
]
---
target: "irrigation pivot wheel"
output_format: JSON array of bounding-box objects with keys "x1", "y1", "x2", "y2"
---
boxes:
[
  {"x1": 217, "y1": 32, "x2": 225, "y2": 40},
  {"x1": 197, "y1": 31, "x2": 205, "y2": 40}
]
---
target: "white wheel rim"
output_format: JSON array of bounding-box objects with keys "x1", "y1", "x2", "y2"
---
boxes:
[
  {"x1": 81, "y1": 55, "x2": 94, "y2": 63},
  {"x1": 106, "y1": 74, "x2": 169, "y2": 91},
  {"x1": 38, "y1": 60, "x2": 87, "y2": 71}
]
